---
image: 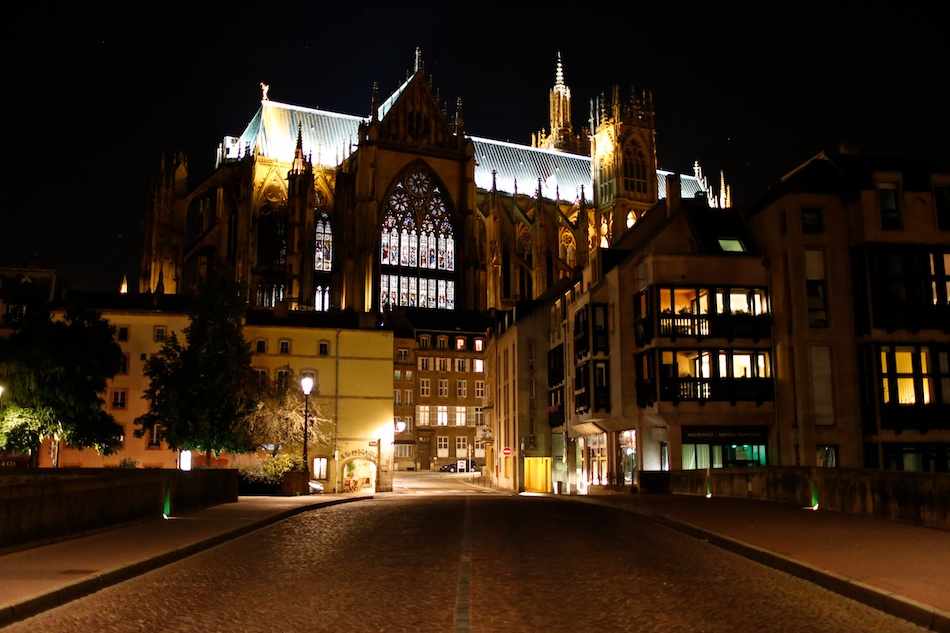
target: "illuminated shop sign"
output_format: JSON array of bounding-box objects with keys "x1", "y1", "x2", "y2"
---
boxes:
[{"x1": 681, "y1": 426, "x2": 768, "y2": 443}]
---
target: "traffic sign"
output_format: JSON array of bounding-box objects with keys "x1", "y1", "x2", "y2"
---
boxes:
[{"x1": 503, "y1": 447, "x2": 512, "y2": 456}]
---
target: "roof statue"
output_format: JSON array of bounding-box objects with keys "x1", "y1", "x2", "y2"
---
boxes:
[{"x1": 260, "y1": 83, "x2": 270, "y2": 101}]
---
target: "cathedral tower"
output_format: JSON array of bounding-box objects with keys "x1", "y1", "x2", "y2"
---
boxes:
[{"x1": 589, "y1": 85, "x2": 658, "y2": 246}]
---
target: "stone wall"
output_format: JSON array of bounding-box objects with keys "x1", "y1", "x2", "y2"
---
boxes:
[
  {"x1": 0, "y1": 468, "x2": 238, "y2": 550},
  {"x1": 668, "y1": 467, "x2": 950, "y2": 531}
]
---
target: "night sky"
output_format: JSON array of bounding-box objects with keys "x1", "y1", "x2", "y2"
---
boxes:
[{"x1": 4, "y1": 4, "x2": 946, "y2": 292}]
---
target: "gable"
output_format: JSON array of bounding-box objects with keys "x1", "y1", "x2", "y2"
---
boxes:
[{"x1": 376, "y1": 72, "x2": 456, "y2": 150}]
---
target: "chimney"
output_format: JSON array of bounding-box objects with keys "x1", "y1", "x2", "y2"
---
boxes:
[{"x1": 666, "y1": 173, "x2": 681, "y2": 216}]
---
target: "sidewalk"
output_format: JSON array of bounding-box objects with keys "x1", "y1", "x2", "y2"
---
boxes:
[
  {"x1": 1, "y1": 491, "x2": 948, "y2": 632},
  {"x1": 0, "y1": 494, "x2": 367, "y2": 628},
  {"x1": 575, "y1": 493, "x2": 950, "y2": 632}
]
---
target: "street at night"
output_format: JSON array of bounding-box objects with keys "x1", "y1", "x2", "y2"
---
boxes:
[{"x1": 1, "y1": 479, "x2": 931, "y2": 633}]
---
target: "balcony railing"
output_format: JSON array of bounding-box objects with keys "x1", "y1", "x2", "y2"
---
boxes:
[
  {"x1": 659, "y1": 377, "x2": 774, "y2": 403},
  {"x1": 546, "y1": 405, "x2": 565, "y2": 427},
  {"x1": 658, "y1": 313, "x2": 770, "y2": 341}
]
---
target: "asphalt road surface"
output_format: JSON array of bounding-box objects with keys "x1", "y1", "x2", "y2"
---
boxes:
[{"x1": 1, "y1": 488, "x2": 929, "y2": 633}]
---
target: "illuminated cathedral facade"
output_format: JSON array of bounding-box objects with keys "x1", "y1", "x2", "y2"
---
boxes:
[{"x1": 140, "y1": 50, "x2": 727, "y2": 313}]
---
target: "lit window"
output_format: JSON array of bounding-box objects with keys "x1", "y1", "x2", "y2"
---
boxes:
[
  {"x1": 456, "y1": 337, "x2": 466, "y2": 350},
  {"x1": 379, "y1": 165, "x2": 455, "y2": 310},
  {"x1": 314, "y1": 211, "x2": 333, "y2": 272},
  {"x1": 717, "y1": 238, "x2": 745, "y2": 252},
  {"x1": 473, "y1": 359, "x2": 484, "y2": 373},
  {"x1": 474, "y1": 339, "x2": 484, "y2": 352},
  {"x1": 313, "y1": 457, "x2": 328, "y2": 479}
]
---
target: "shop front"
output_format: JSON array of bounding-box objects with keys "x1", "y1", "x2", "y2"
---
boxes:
[{"x1": 681, "y1": 426, "x2": 768, "y2": 470}]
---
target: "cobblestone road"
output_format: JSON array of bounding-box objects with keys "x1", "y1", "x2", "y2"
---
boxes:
[{"x1": 2, "y1": 496, "x2": 930, "y2": 633}]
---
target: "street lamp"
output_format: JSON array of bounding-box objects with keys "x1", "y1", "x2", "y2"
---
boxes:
[{"x1": 300, "y1": 376, "x2": 314, "y2": 480}]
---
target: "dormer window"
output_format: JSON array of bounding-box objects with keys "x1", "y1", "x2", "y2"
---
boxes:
[{"x1": 717, "y1": 238, "x2": 746, "y2": 253}]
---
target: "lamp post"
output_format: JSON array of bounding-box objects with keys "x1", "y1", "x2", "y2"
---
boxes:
[{"x1": 300, "y1": 376, "x2": 314, "y2": 480}]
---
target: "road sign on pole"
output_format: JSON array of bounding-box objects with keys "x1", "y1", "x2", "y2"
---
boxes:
[{"x1": 503, "y1": 447, "x2": 512, "y2": 456}]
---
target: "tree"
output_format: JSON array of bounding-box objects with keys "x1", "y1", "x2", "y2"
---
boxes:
[
  {"x1": 135, "y1": 269, "x2": 259, "y2": 463},
  {"x1": 244, "y1": 365, "x2": 332, "y2": 457},
  {"x1": 0, "y1": 305, "x2": 124, "y2": 464}
]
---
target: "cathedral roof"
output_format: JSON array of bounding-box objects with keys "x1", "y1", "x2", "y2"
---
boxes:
[
  {"x1": 229, "y1": 100, "x2": 364, "y2": 169},
  {"x1": 470, "y1": 137, "x2": 592, "y2": 203},
  {"x1": 224, "y1": 100, "x2": 706, "y2": 205}
]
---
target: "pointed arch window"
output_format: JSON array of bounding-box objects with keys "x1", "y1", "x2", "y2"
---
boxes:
[
  {"x1": 312, "y1": 206, "x2": 333, "y2": 312},
  {"x1": 598, "y1": 155, "x2": 616, "y2": 204},
  {"x1": 380, "y1": 165, "x2": 455, "y2": 310},
  {"x1": 257, "y1": 204, "x2": 287, "y2": 267},
  {"x1": 314, "y1": 211, "x2": 332, "y2": 272},
  {"x1": 623, "y1": 143, "x2": 649, "y2": 196}
]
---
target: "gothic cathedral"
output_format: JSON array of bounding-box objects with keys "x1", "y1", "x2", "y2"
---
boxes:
[{"x1": 140, "y1": 51, "x2": 723, "y2": 313}]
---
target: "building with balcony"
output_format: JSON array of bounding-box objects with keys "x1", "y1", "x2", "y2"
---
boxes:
[
  {"x1": 533, "y1": 178, "x2": 774, "y2": 491},
  {"x1": 746, "y1": 150, "x2": 950, "y2": 471}
]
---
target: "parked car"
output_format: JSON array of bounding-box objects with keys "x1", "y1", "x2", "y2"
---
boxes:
[{"x1": 439, "y1": 460, "x2": 479, "y2": 473}]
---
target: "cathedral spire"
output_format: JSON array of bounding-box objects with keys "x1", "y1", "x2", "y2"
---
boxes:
[
  {"x1": 414, "y1": 47, "x2": 424, "y2": 74},
  {"x1": 455, "y1": 97, "x2": 464, "y2": 137},
  {"x1": 371, "y1": 81, "x2": 379, "y2": 123},
  {"x1": 555, "y1": 51, "x2": 565, "y2": 89},
  {"x1": 291, "y1": 122, "x2": 307, "y2": 175},
  {"x1": 533, "y1": 53, "x2": 581, "y2": 153}
]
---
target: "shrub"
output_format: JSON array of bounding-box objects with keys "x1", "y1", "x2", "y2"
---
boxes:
[
  {"x1": 234, "y1": 453, "x2": 304, "y2": 485},
  {"x1": 118, "y1": 457, "x2": 139, "y2": 468}
]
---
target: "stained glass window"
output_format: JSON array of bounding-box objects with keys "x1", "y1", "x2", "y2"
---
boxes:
[
  {"x1": 380, "y1": 165, "x2": 455, "y2": 310},
  {"x1": 313, "y1": 209, "x2": 332, "y2": 311},
  {"x1": 314, "y1": 212, "x2": 332, "y2": 272}
]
